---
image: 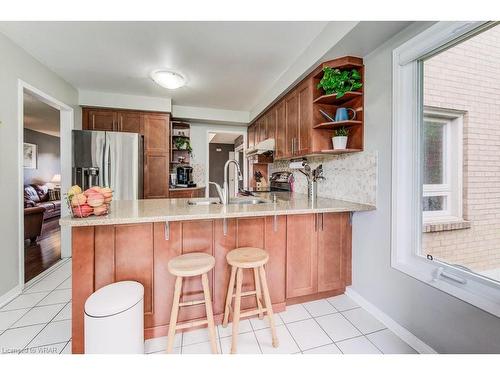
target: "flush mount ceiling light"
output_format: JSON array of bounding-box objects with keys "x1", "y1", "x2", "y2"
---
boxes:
[{"x1": 150, "y1": 70, "x2": 186, "y2": 89}]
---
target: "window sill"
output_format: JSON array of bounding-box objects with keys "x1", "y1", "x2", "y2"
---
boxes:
[{"x1": 423, "y1": 219, "x2": 471, "y2": 233}]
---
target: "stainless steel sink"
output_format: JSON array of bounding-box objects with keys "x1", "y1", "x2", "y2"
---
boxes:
[
  {"x1": 187, "y1": 199, "x2": 220, "y2": 206},
  {"x1": 187, "y1": 198, "x2": 271, "y2": 206},
  {"x1": 228, "y1": 198, "x2": 271, "y2": 205}
]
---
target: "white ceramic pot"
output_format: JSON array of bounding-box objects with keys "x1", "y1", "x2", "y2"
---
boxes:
[{"x1": 332, "y1": 136, "x2": 348, "y2": 150}]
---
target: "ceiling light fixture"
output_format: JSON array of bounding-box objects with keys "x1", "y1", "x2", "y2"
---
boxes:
[{"x1": 150, "y1": 70, "x2": 186, "y2": 89}]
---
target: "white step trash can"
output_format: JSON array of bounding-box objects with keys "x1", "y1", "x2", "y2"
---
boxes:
[{"x1": 84, "y1": 281, "x2": 144, "y2": 354}]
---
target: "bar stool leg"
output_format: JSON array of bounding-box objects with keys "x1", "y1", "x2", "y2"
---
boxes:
[
  {"x1": 222, "y1": 266, "x2": 236, "y2": 328},
  {"x1": 231, "y1": 267, "x2": 243, "y2": 354},
  {"x1": 201, "y1": 272, "x2": 218, "y2": 354},
  {"x1": 259, "y1": 266, "x2": 279, "y2": 348},
  {"x1": 253, "y1": 268, "x2": 264, "y2": 319},
  {"x1": 166, "y1": 276, "x2": 183, "y2": 353}
]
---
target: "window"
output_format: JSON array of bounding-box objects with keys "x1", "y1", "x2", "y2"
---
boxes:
[
  {"x1": 392, "y1": 21, "x2": 500, "y2": 318},
  {"x1": 422, "y1": 107, "x2": 463, "y2": 223}
]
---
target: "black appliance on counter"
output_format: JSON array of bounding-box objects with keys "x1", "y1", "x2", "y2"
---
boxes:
[
  {"x1": 176, "y1": 165, "x2": 196, "y2": 187},
  {"x1": 270, "y1": 171, "x2": 293, "y2": 191}
]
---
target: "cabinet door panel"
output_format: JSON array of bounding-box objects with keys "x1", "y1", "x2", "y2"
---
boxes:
[
  {"x1": 85, "y1": 109, "x2": 116, "y2": 131},
  {"x1": 275, "y1": 100, "x2": 287, "y2": 159},
  {"x1": 144, "y1": 113, "x2": 169, "y2": 153},
  {"x1": 267, "y1": 109, "x2": 277, "y2": 142},
  {"x1": 114, "y1": 224, "x2": 154, "y2": 322},
  {"x1": 144, "y1": 154, "x2": 169, "y2": 198},
  {"x1": 264, "y1": 215, "x2": 286, "y2": 304},
  {"x1": 118, "y1": 111, "x2": 143, "y2": 134},
  {"x1": 152, "y1": 221, "x2": 182, "y2": 329},
  {"x1": 297, "y1": 81, "x2": 312, "y2": 155},
  {"x1": 248, "y1": 124, "x2": 256, "y2": 148},
  {"x1": 213, "y1": 219, "x2": 237, "y2": 315},
  {"x1": 260, "y1": 115, "x2": 268, "y2": 140},
  {"x1": 317, "y1": 213, "x2": 344, "y2": 292},
  {"x1": 286, "y1": 214, "x2": 317, "y2": 298},
  {"x1": 285, "y1": 92, "x2": 299, "y2": 157},
  {"x1": 178, "y1": 220, "x2": 214, "y2": 322}
]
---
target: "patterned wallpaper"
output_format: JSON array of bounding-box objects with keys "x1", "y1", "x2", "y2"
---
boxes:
[{"x1": 270, "y1": 151, "x2": 378, "y2": 205}]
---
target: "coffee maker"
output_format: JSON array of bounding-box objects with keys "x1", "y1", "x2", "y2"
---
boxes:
[{"x1": 176, "y1": 166, "x2": 195, "y2": 187}]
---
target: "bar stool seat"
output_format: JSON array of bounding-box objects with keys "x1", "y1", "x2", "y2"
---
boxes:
[
  {"x1": 166, "y1": 252, "x2": 218, "y2": 354},
  {"x1": 226, "y1": 247, "x2": 269, "y2": 269},
  {"x1": 168, "y1": 252, "x2": 216, "y2": 277},
  {"x1": 223, "y1": 247, "x2": 279, "y2": 354}
]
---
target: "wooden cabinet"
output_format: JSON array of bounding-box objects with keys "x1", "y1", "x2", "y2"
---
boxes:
[
  {"x1": 275, "y1": 100, "x2": 286, "y2": 159},
  {"x1": 296, "y1": 80, "x2": 312, "y2": 156},
  {"x1": 143, "y1": 113, "x2": 170, "y2": 199},
  {"x1": 213, "y1": 216, "x2": 286, "y2": 314},
  {"x1": 83, "y1": 109, "x2": 116, "y2": 131},
  {"x1": 286, "y1": 214, "x2": 318, "y2": 298},
  {"x1": 286, "y1": 213, "x2": 351, "y2": 299},
  {"x1": 285, "y1": 91, "x2": 299, "y2": 158},
  {"x1": 118, "y1": 111, "x2": 143, "y2": 133},
  {"x1": 82, "y1": 107, "x2": 170, "y2": 199},
  {"x1": 248, "y1": 124, "x2": 256, "y2": 148},
  {"x1": 247, "y1": 56, "x2": 364, "y2": 159},
  {"x1": 72, "y1": 212, "x2": 351, "y2": 353}
]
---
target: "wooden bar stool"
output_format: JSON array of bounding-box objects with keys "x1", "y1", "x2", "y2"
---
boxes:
[
  {"x1": 166, "y1": 252, "x2": 218, "y2": 354},
  {"x1": 222, "y1": 247, "x2": 279, "y2": 354}
]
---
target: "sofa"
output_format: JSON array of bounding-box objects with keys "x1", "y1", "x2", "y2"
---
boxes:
[
  {"x1": 24, "y1": 184, "x2": 61, "y2": 221},
  {"x1": 24, "y1": 206, "x2": 45, "y2": 244}
]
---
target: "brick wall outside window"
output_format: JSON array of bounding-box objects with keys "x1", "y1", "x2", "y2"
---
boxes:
[{"x1": 422, "y1": 25, "x2": 500, "y2": 275}]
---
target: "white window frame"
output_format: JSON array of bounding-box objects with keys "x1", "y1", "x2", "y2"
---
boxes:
[
  {"x1": 422, "y1": 107, "x2": 464, "y2": 224},
  {"x1": 392, "y1": 21, "x2": 500, "y2": 318}
]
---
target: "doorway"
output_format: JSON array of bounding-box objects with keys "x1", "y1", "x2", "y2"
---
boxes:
[
  {"x1": 206, "y1": 131, "x2": 246, "y2": 198},
  {"x1": 18, "y1": 81, "x2": 74, "y2": 288}
]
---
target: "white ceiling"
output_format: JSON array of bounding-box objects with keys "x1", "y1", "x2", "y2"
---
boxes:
[
  {"x1": 209, "y1": 132, "x2": 241, "y2": 144},
  {"x1": 23, "y1": 91, "x2": 60, "y2": 137},
  {"x1": 0, "y1": 21, "x2": 328, "y2": 111}
]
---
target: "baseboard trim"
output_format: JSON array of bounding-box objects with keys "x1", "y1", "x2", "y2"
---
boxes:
[
  {"x1": 345, "y1": 286, "x2": 437, "y2": 354},
  {"x1": 0, "y1": 284, "x2": 22, "y2": 309}
]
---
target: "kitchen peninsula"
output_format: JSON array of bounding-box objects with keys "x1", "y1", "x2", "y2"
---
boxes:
[{"x1": 60, "y1": 193, "x2": 374, "y2": 353}]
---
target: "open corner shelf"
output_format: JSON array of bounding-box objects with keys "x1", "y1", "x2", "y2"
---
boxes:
[
  {"x1": 313, "y1": 91, "x2": 362, "y2": 105},
  {"x1": 313, "y1": 120, "x2": 362, "y2": 130}
]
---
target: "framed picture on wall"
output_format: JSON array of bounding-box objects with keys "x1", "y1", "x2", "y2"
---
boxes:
[{"x1": 23, "y1": 142, "x2": 38, "y2": 169}]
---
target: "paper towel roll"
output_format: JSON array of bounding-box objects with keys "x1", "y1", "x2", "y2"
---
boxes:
[{"x1": 289, "y1": 161, "x2": 306, "y2": 169}]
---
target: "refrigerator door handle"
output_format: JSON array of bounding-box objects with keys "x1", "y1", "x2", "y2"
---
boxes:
[{"x1": 103, "y1": 135, "x2": 110, "y2": 187}]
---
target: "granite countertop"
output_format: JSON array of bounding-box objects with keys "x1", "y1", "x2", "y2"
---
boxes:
[{"x1": 59, "y1": 192, "x2": 375, "y2": 227}]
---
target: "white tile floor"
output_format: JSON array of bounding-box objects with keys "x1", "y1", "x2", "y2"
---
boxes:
[
  {"x1": 0, "y1": 259, "x2": 72, "y2": 354},
  {"x1": 0, "y1": 259, "x2": 418, "y2": 355}
]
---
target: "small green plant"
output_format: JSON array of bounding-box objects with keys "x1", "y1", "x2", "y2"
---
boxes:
[
  {"x1": 317, "y1": 67, "x2": 362, "y2": 98},
  {"x1": 174, "y1": 137, "x2": 193, "y2": 154},
  {"x1": 334, "y1": 126, "x2": 349, "y2": 137}
]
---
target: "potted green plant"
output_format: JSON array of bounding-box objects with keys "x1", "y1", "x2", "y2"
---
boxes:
[
  {"x1": 317, "y1": 67, "x2": 362, "y2": 98},
  {"x1": 174, "y1": 137, "x2": 193, "y2": 154},
  {"x1": 332, "y1": 126, "x2": 349, "y2": 149}
]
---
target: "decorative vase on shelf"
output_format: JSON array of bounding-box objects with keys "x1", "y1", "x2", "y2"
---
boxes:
[{"x1": 332, "y1": 136, "x2": 348, "y2": 150}]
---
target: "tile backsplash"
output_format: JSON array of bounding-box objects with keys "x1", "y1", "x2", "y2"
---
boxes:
[{"x1": 270, "y1": 151, "x2": 377, "y2": 205}]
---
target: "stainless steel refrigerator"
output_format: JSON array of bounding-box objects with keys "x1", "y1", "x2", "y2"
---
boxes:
[{"x1": 72, "y1": 130, "x2": 143, "y2": 200}]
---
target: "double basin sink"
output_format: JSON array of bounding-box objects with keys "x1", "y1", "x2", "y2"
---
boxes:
[{"x1": 187, "y1": 198, "x2": 272, "y2": 206}]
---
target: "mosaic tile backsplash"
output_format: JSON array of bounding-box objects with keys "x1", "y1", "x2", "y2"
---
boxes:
[{"x1": 270, "y1": 151, "x2": 377, "y2": 205}]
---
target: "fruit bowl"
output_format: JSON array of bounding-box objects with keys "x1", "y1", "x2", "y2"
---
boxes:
[{"x1": 65, "y1": 185, "x2": 113, "y2": 218}]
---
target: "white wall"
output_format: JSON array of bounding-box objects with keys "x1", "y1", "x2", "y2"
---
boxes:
[
  {"x1": 79, "y1": 89, "x2": 171, "y2": 112},
  {"x1": 352, "y1": 22, "x2": 500, "y2": 353},
  {"x1": 0, "y1": 32, "x2": 79, "y2": 301}
]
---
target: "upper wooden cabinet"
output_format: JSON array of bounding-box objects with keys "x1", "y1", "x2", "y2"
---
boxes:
[
  {"x1": 248, "y1": 123, "x2": 256, "y2": 148},
  {"x1": 143, "y1": 113, "x2": 170, "y2": 153},
  {"x1": 82, "y1": 107, "x2": 170, "y2": 199},
  {"x1": 247, "y1": 56, "x2": 364, "y2": 159},
  {"x1": 118, "y1": 111, "x2": 143, "y2": 133},
  {"x1": 83, "y1": 109, "x2": 117, "y2": 131}
]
